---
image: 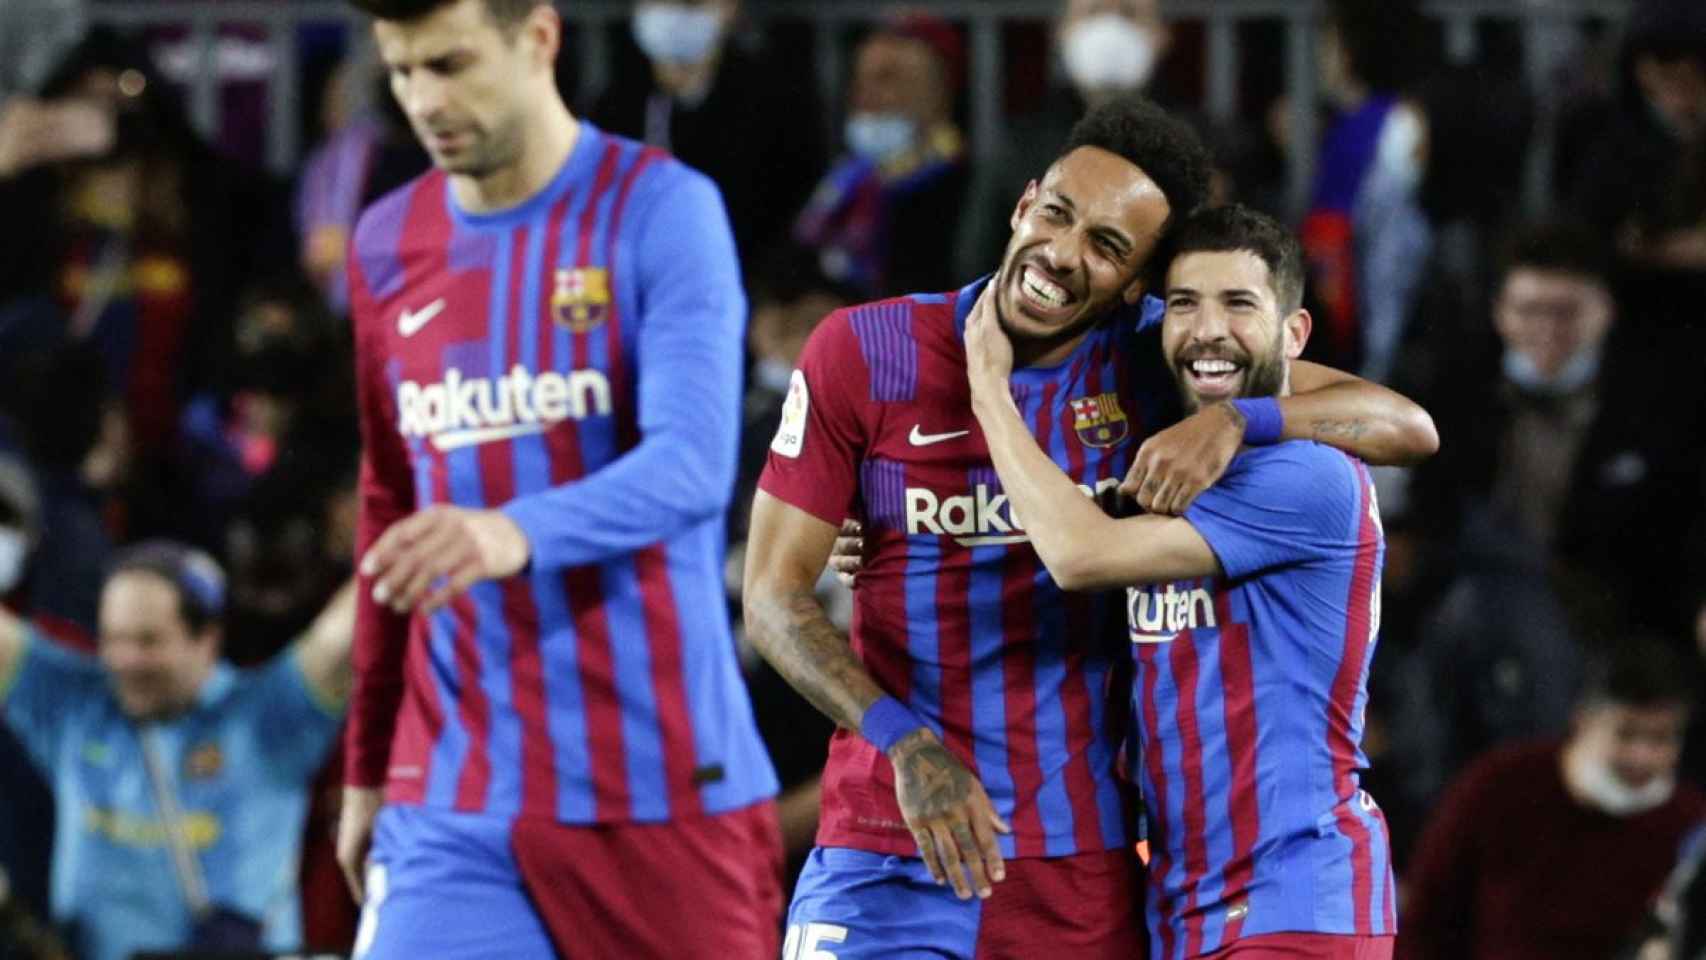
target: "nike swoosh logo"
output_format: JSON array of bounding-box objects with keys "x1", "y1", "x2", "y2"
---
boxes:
[
  {"x1": 398, "y1": 298, "x2": 447, "y2": 337},
  {"x1": 909, "y1": 425, "x2": 970, "y2": 447}
]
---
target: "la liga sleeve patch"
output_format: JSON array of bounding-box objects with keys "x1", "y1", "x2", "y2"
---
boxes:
[{"x1": 771, "y1": 368, "x2": 810, "y2": 458}]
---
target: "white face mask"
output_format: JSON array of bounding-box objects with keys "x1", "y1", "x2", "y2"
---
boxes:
[
  {"x1": 0, "y1": 527, "x2": 27, "y2": 594},
  {"x1": 631, "y1": 3, "x2": 723, "y2": 67},
  {"x1": 1061, "y1": 13, "x2": 1159, "y2": 95},
  {"x1": 845, "y1": 112, "x2": 917, "y2": 163},
  {"x1": 1502, "y1": 345, "x2": 1601, "y2": 396},
  {"x1": 1566, "y1": 743, "x2": 1676, "y2": 817}
]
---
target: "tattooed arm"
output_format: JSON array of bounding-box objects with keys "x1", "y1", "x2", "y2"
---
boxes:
[
  {"x1": 1283, "y1": 360, "x2": 1438, "y2": 464},
  {"x1": 743, "y1": 490, "x2": 1009, "y2": 899}
]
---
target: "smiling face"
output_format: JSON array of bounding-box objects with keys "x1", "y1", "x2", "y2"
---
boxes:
[
  {"x1": 373, "y1": 0, "x2": 551, "y2": 178},
  {"x1": 1161, "y1": 249, "x2": 1309, "y2": 412},
  {"x1": 993, "y1": 145, "x2": 1172, "y2": 365}
]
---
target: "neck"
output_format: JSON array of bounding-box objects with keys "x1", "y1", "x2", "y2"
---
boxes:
[{"x1": 450, "y1": 98, "x2": 580, "y2": 214}]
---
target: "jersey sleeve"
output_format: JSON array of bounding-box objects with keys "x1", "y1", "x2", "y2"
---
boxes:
[
  {"x1": 500, "y1": 160, "x2": 747, "y2": 569},
  {"x1": 345, "y1": 222, "x2": 416, "y2": 790},
  {"x1": 246, "y1": 652, "x2": 343, "y2": 786},
  {"x1": 1182, "y1": 442, "x2": 1366, "y2": 580},
  {"x1": 1, "y1": 630, "x2": 107, "y2": 776},
  {"x1": 754, "y1": 310, "x2": 870, "y2": 526}
]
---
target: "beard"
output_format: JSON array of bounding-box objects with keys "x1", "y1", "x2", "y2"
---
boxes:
[{"x1": 1173, "y1": 327, "x2": 1288, "y2": 413}]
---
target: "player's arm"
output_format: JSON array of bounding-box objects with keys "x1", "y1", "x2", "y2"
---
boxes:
[
  {"x1": 964, "y1": 295, "x2": 1218, "y2": 592},
  {"x1": 1283, "y1": 360, "x2": 1439, "y2": 464},
  {"x1": 497, "y1": 164, "x2": 745, "y2": 570},
  {"x1": 743, "y1": 492, "x2": 1010, "y2": 900},
  {"x1": 339, "y1": 241, "x2": 417, "y2": 905},
  {"x1": 291, "y1": 577, "x2": 357, "y2": 710},
  {"x1": 1125, "y1": 359, "x2": 1437, "y2": 516}
]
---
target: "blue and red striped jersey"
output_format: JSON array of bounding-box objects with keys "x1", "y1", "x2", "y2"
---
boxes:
[
  {"x1": 345, "y1": 122, "x2": 776, "y2": 824},
  {"x1": 758, "y1": 276, "x2": 1178, "y2": 860},
  {"x1": 1132, "y1": 442, "x2": 1394, "y2": 958}
]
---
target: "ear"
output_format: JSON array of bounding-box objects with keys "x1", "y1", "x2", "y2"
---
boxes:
[
  {"x1": 1010, "y1": 180, "x2": 1039, "y2": 233},
  {"x1": 523, "y1": 3, "x2": 562, "y2": 70},
  {"x1": 1283, "y1": 307, "x2": 1312, "y2": 359}
]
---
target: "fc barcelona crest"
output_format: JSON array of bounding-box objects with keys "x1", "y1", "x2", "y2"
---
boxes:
[
  {"x1": 552, "y1": 267, "x2": 611, "y2": 332},
  {"x1": 1070, "y1": 392, "x2": 1129, "y2": 448}
]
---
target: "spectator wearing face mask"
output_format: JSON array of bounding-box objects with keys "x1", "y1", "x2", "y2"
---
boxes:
[
  {"x1": 956, "y1": 0, "x2": 1173, "y2": 280},
  {"x1": 1372, "y1": 222, "x2": 1706, "y2": 846},
  {"x1": 1398, "y1": 220, "x2": 1706, "y2": 645},
  {"x1": 793, "y1": 12, "x2": 967, "y2": 298},
  {"x1": 592, "y1": 0, "x2": 825, "y2": 266},
  {"x1": 1398, "y1": 636, "x2": 1705, "y2": 960}
]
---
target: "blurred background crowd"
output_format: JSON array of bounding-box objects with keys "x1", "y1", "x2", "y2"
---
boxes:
[{"x1": 2, "y1": 0, "x2": 1706, "y2": 957}]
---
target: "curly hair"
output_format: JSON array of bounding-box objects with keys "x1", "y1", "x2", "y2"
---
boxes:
[
  {"x1": 346, "y1": 0, "x2": 539, "y2": 26},
  {"x1": 1059, "y1": 94, "x2": 1214, "y2": 230}
]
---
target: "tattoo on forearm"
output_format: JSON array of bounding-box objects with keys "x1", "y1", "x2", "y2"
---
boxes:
[
  {"x1": 748, "y1": 589, "x2": 882, "y2": 731},
  {"x1": 1309, "y1": 418, "x2": 1370, "y2": 444},
  {"x1": 892, "y1": 732, "x2": 976, "y2": 816}
]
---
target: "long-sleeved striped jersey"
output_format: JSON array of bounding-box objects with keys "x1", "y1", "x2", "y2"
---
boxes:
[{"x1": 345, "y1": 122, "x2": 776, "y2": 824}]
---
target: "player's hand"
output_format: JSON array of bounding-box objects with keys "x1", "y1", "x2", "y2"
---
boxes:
[
  {"x1": 888, "y1": 728, "x2": 1011, "y2": 901},
  {"x1": 1122, "y1": 401, "x2": 1244, "y2": 515},
  {"x1": 827, "y1": 519, "x2": 865, "y2": 587},
  {"x1": 361, "y1": 506, "x2": 530, "y2": 614},
  {"x1": 336, "y1": 785, "x2": 385, "y2": 904},
  {"x1": 962, "y1": 284, "x2": 1014, "y2": 396}
]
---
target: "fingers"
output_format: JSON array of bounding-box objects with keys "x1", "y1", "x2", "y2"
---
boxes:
[
  {"x1": 969, "y1": 805, "x2": 1007, "y2": 885},
  {"x1": 951, "y1": 819, "x2": 994, "y2": 899},
  {"x1": 1120, "y1": 455, "x2": 1149, "y2": 500},
  {"x1": 914, "y1": 829, "x2": 947, "y2": 887},
  {"x1": 929, "y1": 820, "x2": 973, "y2": 900},
  {"x1": 419, "y1": 561, "x2": 485, "y2": 614}
]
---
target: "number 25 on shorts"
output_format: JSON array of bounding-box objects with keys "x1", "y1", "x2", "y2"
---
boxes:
[{"x1": 782, "y1": 922, "x2": 849, "y2": 960}]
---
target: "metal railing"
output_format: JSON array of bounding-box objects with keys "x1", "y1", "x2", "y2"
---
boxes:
[{"x1": 89, "y1": 0, "x2": 1633, "y2": 214}]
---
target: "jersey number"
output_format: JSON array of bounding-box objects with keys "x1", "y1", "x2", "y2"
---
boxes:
[{"x1": 782, "y1": 922, "x2": 849, "y2": 960}]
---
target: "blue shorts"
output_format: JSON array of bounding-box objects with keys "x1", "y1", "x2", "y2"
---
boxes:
[
  {"x1": 354, "y1": 801, "x2": 783, "y2": 960},
  {"x1": 786, "y1": 845, "x2": 1145, "y2": 960},
  {"x1": 353, "y1": 805, "x2": 555, "y2": 960}
]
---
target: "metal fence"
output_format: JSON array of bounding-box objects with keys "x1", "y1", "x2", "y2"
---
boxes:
[{"x1": 88, "y1": 0, "x2": 1634, "y2": 213}]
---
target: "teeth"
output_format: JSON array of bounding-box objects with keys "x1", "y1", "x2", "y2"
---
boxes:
[
  {"x1": 1191, "y1": 359, "x2": 1238, "y2": 375},
  {"x1": 1022, "y1": 267, "x2": 1070, "y2": 307}
]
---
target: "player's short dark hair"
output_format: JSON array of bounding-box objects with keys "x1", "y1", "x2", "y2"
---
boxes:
[
  {"x1": 347, "y1": 0, "x2": 540, "y2": 27},
  {"x1": 1057, "y1": 94, "x2": 1213, "y2": 231},
  {"x1": 1151, "y1": 205, "x2": 1306, "y2": 314},
  {"x1": 1579, "y1": 635, "x2": 1694, "y2": 711},
  {"x1": 107, "y1": 540, "x2": 227, "y2": 634},
  {"x1": 1499, "y1": 219, "x2": 1612, "y2": 285}
]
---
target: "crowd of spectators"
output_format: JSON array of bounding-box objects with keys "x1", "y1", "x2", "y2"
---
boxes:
[{"x1": 1, "y1": 0, "x2": 1705, "y2": 956}]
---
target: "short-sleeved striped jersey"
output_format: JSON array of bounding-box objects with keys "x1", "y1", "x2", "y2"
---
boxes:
[
  {"x1": 759, "y1": 276, "x2": 1178, "y2": 859},
  {"x1": 346, "y1": 123, "x2": 776, "y2": 824},
  {"x1": 1133, "y1": 442, "x2": 1395, "y2": 958}
]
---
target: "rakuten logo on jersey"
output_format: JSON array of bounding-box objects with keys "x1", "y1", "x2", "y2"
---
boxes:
[
  {"x1": 1127, "y1": 582, "x2": 1217, "y2": 643},
  {"x1": 905, "y1": 477, "x2": 1120, "y2": 547},
  {"x1": 396, "y1": 365, "x2": 612, "y2": 451}
]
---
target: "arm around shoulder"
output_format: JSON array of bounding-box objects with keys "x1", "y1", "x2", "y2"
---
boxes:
[{"x1": 1286, "y1": 361, "x2": 1439, "y2": 465}]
